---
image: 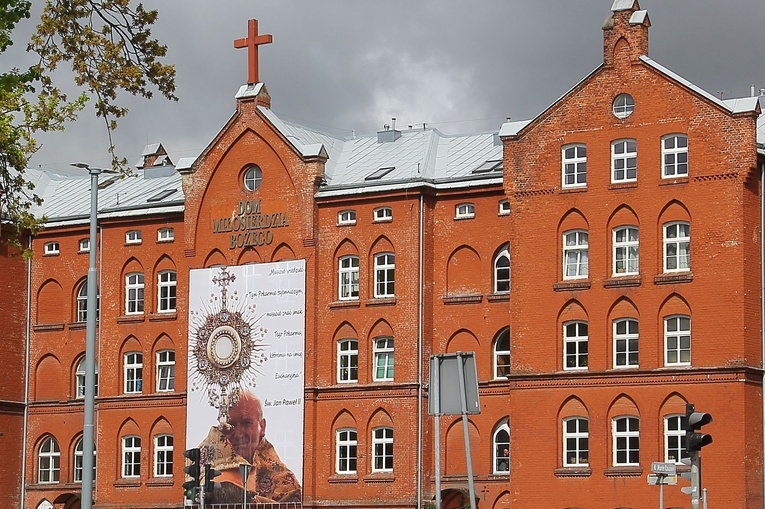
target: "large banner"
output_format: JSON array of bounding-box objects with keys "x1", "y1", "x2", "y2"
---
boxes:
[{"x1": 186, "y1": 261, "x2": 305, "y2": 505}]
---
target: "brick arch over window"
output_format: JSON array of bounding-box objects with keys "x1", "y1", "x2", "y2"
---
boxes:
[
  {"x1": 149, "y1": 416, "x2": 173, "y2": 437},
  {"x1": 659, "y1": 392, "x2": 688, "y2": 416},
  {"x1": 332, "y1": 409, "x2": 358, "y2": 431},
  {"x1": 492, "y1": 491, "x2": 512, "y2": 509},
  {"x1": 607, "y1": 204, "x2": 639, "y2": 229},
  {"x1": 558, "y1": 396, "x2": 589, "y2": 420},
  {"x1": 607, "y1": 296, "x2": 639, "y2": 320},
  {"x1": 558, "y1": 208, "x2": 590, "y2": 234},
  {"x1": 657, "y1": 200, "x2": 691, "y2": 270},
  {"x1": 658, "y1": 293, "x2": 691, "y2": 318},
  {"x1": 369, "y1": 235, "x2": 395, "y2": 257},
  {"x1": 607, "y1": 394, "x2": 640, "y2": 420},
  {"x1": 368, "y1": 318, "x2": 393, "y2": 340},
  {"x1": 271, "y1": 242, "x2": 296, "y2": 262},
  {"x1": 558, "y1": 299, "x2": 589, "y2": 324},
  {"x1": 367, "y1": 407, "x2": 393, "y2": 434},
  {"x1": 37, "y1": 279, "x2": 65, "y2": 324},
  {"x1": 236, "y1": 246, "x2": 263, "y2": 265},
  {"x1": 445, "y1": 329, "x2": 480, "y2": 354},
  {"x1": 334, "y1": 239, "x2": 360, "y2": 259},
  {"x1": 203, "y1": 248, "x2": 228, "y2": 268},
  {"x1": 445, "y1": 245, "x2": 481, "y2": 296},
  {"x1": 35, "y1": 354, "x2": 64, "y2": 401},
  {"x1": 444, "y1": 417, "x2": 480, "y2": 475},
  {"x1": 121, "y1": 256, "x2": 145, "y2": 275}
]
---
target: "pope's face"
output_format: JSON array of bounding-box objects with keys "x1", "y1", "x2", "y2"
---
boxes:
[{"x1": 228, "y1": 398, "x2": 266, "y2": 460}]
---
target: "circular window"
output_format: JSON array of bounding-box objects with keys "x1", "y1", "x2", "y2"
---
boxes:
[
  {"x1": 612, "y1": 93, "x2": 635, "y2": 119},
  {"x1": 243, "y1": 165, "x2": 263, "y2": 191}
]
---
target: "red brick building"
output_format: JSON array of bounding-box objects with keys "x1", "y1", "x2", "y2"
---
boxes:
[{"x1": 12, "y1": 1, "x2": 765, "y2": 509}]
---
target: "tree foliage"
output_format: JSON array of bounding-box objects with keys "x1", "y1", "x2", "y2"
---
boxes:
[{"x1": 1, "y1": 0, "x2": 176, "y2": 253}]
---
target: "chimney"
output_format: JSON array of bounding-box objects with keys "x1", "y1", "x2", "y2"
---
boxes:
[{"x1": 603, "y1": 0, "x2": 651, "y2": 68}]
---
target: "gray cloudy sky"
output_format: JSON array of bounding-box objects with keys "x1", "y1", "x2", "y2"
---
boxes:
[{"x1": 15, "y1": 0, "x2": 765, "y2": 171}]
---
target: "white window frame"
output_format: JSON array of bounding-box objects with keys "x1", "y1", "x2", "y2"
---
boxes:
[
  {"x1": 153, "y1": 434, "x2": 174, "y2": 477},
  {"x1": 43, "y1": 241, "x2": 60, "y2": 255},
  {"x1": 374, "y1": 253, "x2": 395, "y2": 298},
  {"x1": 373, "y1": 207, "x2": 393, "y2": 222},
  {"x1": 664, "y1": 315, "x2": 691, "y2": 366},
  {"x1": 563, "y1": 321, "x2": 588, "y2": 371},
  {"x1": 74, "y1": 438, "x2": 96, "y2": 483},
  {"x1": 125, "y1": 230, "x2": 142, "y2": 244},
  {"x1": 122, "y1": 436, "x2": 141, "y2": 478},
  {"x1": 613, "y1": 226, "x2": 639, "y2": 276},
  {"x1": 613, "y1": 318, "x2": 639, "y2": 368},
  {"x1": 38, "y1": 436, "x2": 60, "y2": 484},
  {"x1": 76, "y1": 358, "x2": 99, "y2": 398},
  {"x1": 562, "y1": 144, "x2": 587, "y2": 188},
  {"x1": 492, "y1": 421, "x2": 510, "y2": 474},
  {"x1": 563, "y1": 417, "x2": 589, "y2": 467},
  {"x1": 663, "y1": 222, "x2": 690, "y2": 272},
  {"x1": 124, "y1": 352, "x2": 143, "y2": 394},
  {"x1": 373, "y1": 337, "x2": 394, "y2": 382},
  {"x1": 335, "y1": 428, "x2": 358, "y2": 474},
  {"x1": 337, "y1": 339, "x2": 359, "y2": 383},
  {"x1": 664, "y1": 415, "x2": 688, "y2": 464},
  {"x1": 662, "y1": 134, "x2": 688, "y2": 178},
  {"x1": 156, "y1": 350, "x2": 175, "y2": 392},
  {"x1": 613, "y1": 93, "x2": 635, "y2": 119},
  {"x1": 612, "y1": 416, "x2": 640, "y2": 466},
  {"x1": 455, "y1": 203, "x2": 475, "y2": 219},
  {"x1": 125, "y1": 273, "x2": 145, "y2": 315},
  {"x1": 243, "y1": 166, "x2": 263, "y2": 191},
  {"x1": 157, "y1": 227, "x2": 174, "y2": 242},
  {"x1": 498, "y1": 199, "x2": 510, "y2": 216},
  {"x1": 371, "y1": 427, "x2": 393, "y2": 472},
  {"x1": 338, "y1": 255, "x2": 360, "y2": 301},
  {"x1": 493, "y1": 328, "x2": 510, "y2": 379},
  {"x1": 157, "y1": 270, "x2": 177, "y2": 312},
  {"x1": 76, "y1": 282, "x2": 99, "y2": 323},
  {"x1": 611, "y1": 139, "x2": 637, "y2": 183},
  {"x1": 494, "y1": 246, "x2": 510, "y2": 294},
  {"x1": 78, "y1": 238, "x2": 90, "y2": 252},
  {"x1": 563, "y1": 230, "x2": 588, "y2": 280},
  {"x1": 337, "y1": 210, "x2": 357, "y2": 225}
]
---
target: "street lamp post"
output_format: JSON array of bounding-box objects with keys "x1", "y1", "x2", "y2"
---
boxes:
[{"x1": 71, "y1": 162, "x2": 114, "y2": 509}]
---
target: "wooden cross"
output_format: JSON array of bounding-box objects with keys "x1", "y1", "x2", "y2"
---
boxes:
[{"x1": 234, "y1": 19, "x2": 273, "y2": 84}]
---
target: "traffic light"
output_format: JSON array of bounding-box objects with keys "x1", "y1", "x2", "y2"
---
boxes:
[
  {"x1": 685, "y1": 403, "x2": 713, "y2": 454},
  {"x1": 182, "y1": 448, "x2": 201, "y2": 500},
  {"x1": 204, "y1": 463, "x2": 222, "y2": 493}
]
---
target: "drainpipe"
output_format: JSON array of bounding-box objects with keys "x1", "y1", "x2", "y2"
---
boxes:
[
  {"x1": 417, "y1": 193, "x2": 424, "y2": 508},
  {"x1": 761, "y1": 161, "x2": 764, "y2": 504},
  {"x1": 21, "y1": 235, "x2": 32, "y2": 509}
]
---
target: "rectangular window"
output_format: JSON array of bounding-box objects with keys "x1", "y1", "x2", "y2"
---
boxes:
[
  {"x1": 338, "y1": 339, "x2": 359, "y2": 383},
  {"x1": 613, "y1": 319, "x2": 639, "y2": 368},
  {"x1": 154, "y1": 435, "x2": 173, "y2": 477},
  {"x1": 612, "y1": 139, "x2": 637, "y2": 182},
  {"x1": 124, "y1": 352, "x2": 143, "y2": 393},
  {"x1": 563, "y1": 418, "x2": 589, "y2": 466},
  {"x1": 665, "y1": 415, "x2": 688, "y2": 464},
  {"x1": 374, "y1": 253, "x2": 395, "y2": 298},
  {"x1": 336, "y1": 429, "x2": 358, "y2": 474},
  {"x1": 665, "y1": 315, "x2": 691, "y2": 366},
  {"x1": 158, "y1": 271, "x2": 177, "y2": 312},
  {"x1": 122, "y1": 436, "x2": 141, "y2": 478},
  {"x1": 338, "y1": 256, "x2": 360, "y2": 300},
  {"x1": 125, "y1": 273, "x2": 145, "y2": 314},
  {"x1": 564, "y1": 321, "x2": 588, "y2": 370},
  {"x1": 156, "y1": 350, "x2": 175, "y2": 392},
  {"x1": 613, "y1": 226, "x2": 639, "y2": 275},
  {"x1": 372, "y1": 427, "x2": 393, "y2": 472},
  {"x1": 613, "y1": 417, "x2": 639, "y2": 466},
  {"x1": 79, "y1": 239, "x2": 90, "y2": 252},
  {"x1": 562, "y1": 144, "x2": 587, "y2": 187},
  {"x1": 125, "y1": 230, "x2": 142, "y2": 244},
  {"x1": 373, "y1": 337, "x2": 394, "y2": 381},
  {"x1": 664, "y1": 222, "x2": 690, "y2": 272},
  {"x1": 563, "y1": 230, "x2": 588, "y2": 279},
  {"x1": 74, "y1": 439, "x2": 95, "y2": 483},
  {"x1": 498, "y1": 199, "x2": 510, "y2": 216},
  {"x1": 662, "y1": 135, "x2": 688, "y2": 177},
  {"x1": 157, "y1": 227, "x2": 174, "y2": 242}
]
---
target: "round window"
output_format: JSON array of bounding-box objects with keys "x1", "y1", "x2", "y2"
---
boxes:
[
  {"x1": 612, "y1": 93, "x2": 635, "y2": 119},
  {"x1": 243, "y1": 166, "x2": 263, "y2": 191}
]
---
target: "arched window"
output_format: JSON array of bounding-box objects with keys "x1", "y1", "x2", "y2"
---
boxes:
[
  {"x1": 493, "y1": 328, "x2": 510, "y2": 379},
  {"x1": 338, "y1": 256, "x2": 360, "y2": 300},
  {"x1": 122, "y1": 435, "x2": 141, "y2": 478},
  {"x1": 75, "y1": 357, "x2": 99, "y2": 398},
  {"x1": 156, "y1": 350, "x2": 175, "y2": 392},
  {"x1": 663, "y1": 222, "x2": 690, "y2": 272},
  {"x1": 38, "y1": 436, "x2": 60, "y2": 483},
  {"x1": 74, "y1": 437, "x2": 96, "y2": 482},
  {"x1": 371, "y1": 427, "x2": 393, "y2": 472},
  {"x1": 124, "y1": 352, "x2": 143, "y2": 393},
  {"x1": 563, "y1": 321, "x2": 588, "y2": 370},
  {"x1": 494, "y1": 246, "x2": 510, "y2": 293},
  {"x1": 125, "y1": 273, "x2": 145, "y2": 314},
  {"x1": 492, "y1": 420, "x2": 510, "y2": 474},
  {"x1": 563, "y1": 230, "x2": 588, "y2": 280},
  {"x1": 373, "y1": 337, "x2": 394, "y2": 382},
  {"x1": 374, "y1": 253, "x2": 395, "y2": 298},
  {"x1": 76, "y1": 281, "x2": 100, "y2": 322},
  {"x1": 563, "y1": 417, "x2": 589, "y2": 466}
]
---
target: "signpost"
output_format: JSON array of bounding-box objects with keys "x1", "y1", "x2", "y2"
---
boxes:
[{"x1": 649, "y1": 462, "x2": 679, "y2": 509}]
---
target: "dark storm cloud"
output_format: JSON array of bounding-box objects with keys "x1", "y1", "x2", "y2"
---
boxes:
[{"x1": 17, "y1": 0, "x2": 765, "y2": 171}]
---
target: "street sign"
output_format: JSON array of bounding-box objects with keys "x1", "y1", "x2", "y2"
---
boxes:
[
  {"x1": 651, "y1": 461, "x2": 677, "y2": 475},
  {"x1": 648, "y1": 474, "x2": 678, "y2": 485}
]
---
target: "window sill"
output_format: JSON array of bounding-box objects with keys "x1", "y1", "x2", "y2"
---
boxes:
[
  {"x1": 69, "y1": 322, "x2": 88, "y2": 330},
  {"x1": 659, "y1": 176, "x2": 689, "y2": 186},
  {"x1": 553, "y1": 280, "x2": 591, "y2": 292},
  {"x1": 654, "y1": 272, "x2": 693, "y2": 285},
  {"x1": 442, "y1": 294, "x2": 483, "y2": 304},
  {"x1": 33, "y1": 323, "x2": 66, "y2": 332},
  {"x1": 366, "y1": 297, "x2": 397, "y2": 307},
  {"x1": 373, "y1": 219, "x2": 393, "y2": 224},
  {"x1": 609, "y1": 181, "x2": 638, "y2": 190},
  {"x1": 555, "y1": 466, "x2": 592, "y2": 477},
  {"x1": 603, "y1": 275, "x2": 641, "y2": 288},
  {"x1": 328, "y1": 474, "x2": 359, "y2": 484},
  {"x1": 603, "y1": 466, "x2": 642, "y2": 477},
  {"x1": 149, "y1": 312, "x2": 177, "y2": 321},
  {"x1": 559, "y1": 186, "x2": 587, "y2": 194},
  {"x1": 487, "y1": 293, "x2": 510, "y2": 302},
  {"x1": 363, "y1": 472, "x2": 395, "y2": 483},
  {"x1": 43, "y1": 252, "x2": 60, "y2": 257},
  {"x1": 118, "y1": 314, "x2": 145, "y2": 324},
  {"x1": 329, "y1": 300, "x2": 361, "y2": 309},
  {"x1": 454, "y1": 215, "x2": 476, "y2": 221},
  {"x1": 146, "y1": 477, "x2": 174, "y2": 487},
  {"x1": 113, "y1": 478, "x2": 142, "y2": 487},
  {"x1": 487, "y1": 473, "x2": 510, "y2": 480}
]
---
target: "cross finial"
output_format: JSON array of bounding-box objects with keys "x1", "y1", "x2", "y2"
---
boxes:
[{"x1": 234, "y1": 19, "x2": 272, "y2": 84}]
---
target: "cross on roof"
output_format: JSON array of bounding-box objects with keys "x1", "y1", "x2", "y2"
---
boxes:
[{"x1": 234, "y1": 19, "x2": 272, "y2": 84}]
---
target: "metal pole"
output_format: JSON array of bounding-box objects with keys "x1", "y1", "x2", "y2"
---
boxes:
[
  {"x1": 80, "y1": 166, "x2": 100, "y2": 509},
  {"x1": 659, "y1": 475, "x2": 664, "y2": 509},
  {"x1": 702, "y1": 487, "x2": 708, "y2": 509},
  {"x1": 432, "y1": 356, "x2": 442, "y2": 509},
  {"x1": 456, "y1": 353, "x2": 476, "y2": 509}
]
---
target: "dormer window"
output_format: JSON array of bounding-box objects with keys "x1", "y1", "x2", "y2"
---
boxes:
[
  {"x1": 374, "y1": 207, "x2": 393, "y2": 222},
  {"x1": 455, "y1": 203, "x2": 475, "y2": 220},
  {"x1": 338, "y1": 210, "x2": 357, "y2": 226},
  {"x1": 125, "y1": 230, "x2": 142, "y2": 245},
  {"x1": 612, "y1": 93, "x2": 635, "y2": 119},
  {"x1": 79, "y1": 239, "x2": 90, "y2": 253},
  {"x1": 43, "y1": 242, "x2": 60, "y2": 256}
]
